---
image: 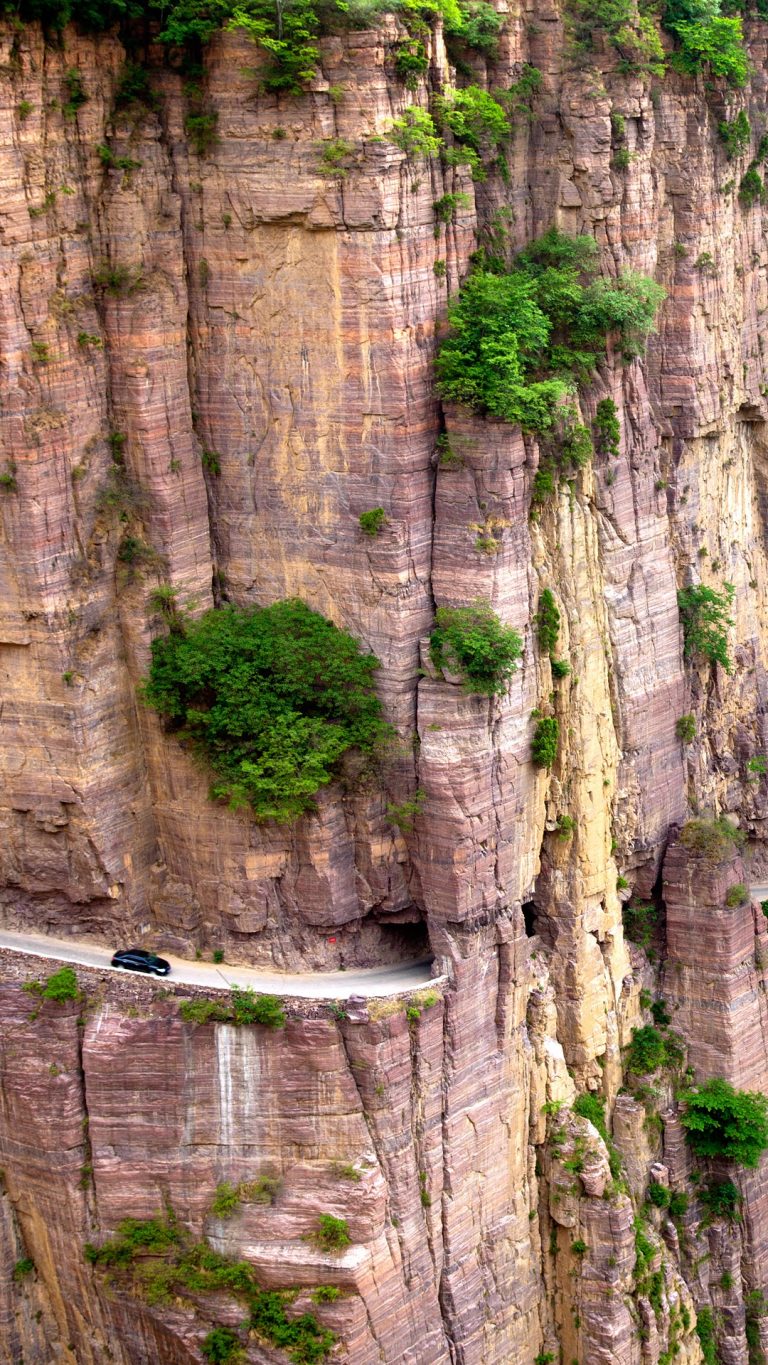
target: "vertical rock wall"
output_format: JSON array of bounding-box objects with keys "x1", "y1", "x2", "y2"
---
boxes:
[{"x1": 3, "y1": 2, "x2": 768, "y2": 1362}]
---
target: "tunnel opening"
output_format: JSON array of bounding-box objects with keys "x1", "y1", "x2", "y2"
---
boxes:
[
  {"x1": 522, "y1": 901, "x2": 537, "y2": 938},
  {"x1": 376, "y1": 917, "x2": 431, "y2": 960}
]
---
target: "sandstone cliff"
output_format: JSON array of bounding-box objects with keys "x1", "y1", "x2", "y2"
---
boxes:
[{"x1": 3, "y1": 1, "x2": 768, "y2": 1361}]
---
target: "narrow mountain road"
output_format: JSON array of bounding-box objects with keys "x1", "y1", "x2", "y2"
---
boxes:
[{"x1": 0, "y1": 927, "x2": 439, "y2": 1000}]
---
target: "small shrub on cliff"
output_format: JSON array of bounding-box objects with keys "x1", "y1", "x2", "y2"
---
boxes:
[
  {"x1": 678, "y1": 816, "x2": 744, "y2": 861},
  {"x1": 42, "y1": 966, "x2": 79, "y2": 1000},
  {"x1": 211, "y1": 1182, "x2": 242, "y2": 1217},
  {"x1": 179, "y1": 989, "x2": 285, "y2": 1028},
  {"x1": 24, "y1": 966, "x2": 79, "y2": 1003},
  {"x1": 430, "y1": 600, "x2": 523, "y2": 695},
  {"x1": 719, "y1": 110, "x2": 750, "y2": 158},
  {"x1": 358, "y1": 507, "x2": 387, "y2": 537},
  {"x1": 201, "y1": 1327, "x2": 242, "y2": 1363},
  {"x1": 388, "y1": 107, "x2": 444, "y2": 160},
  {"x1": 676, "y1": 713, "x2": 696, "y2": 743},
  {"x1": 667, "y1": 12, "x2": 749, "y2": 88},
  {"x1": 681, "y1": 1077, "x2": 768, "y2": 1168},
  {"x1": 678, "y1": 581, "x2": 735, "y2": 670},
  {"x1": 647, "y1": 1181, "x2": 671, "y2": 1209},
  {"x1": 535, "y1": 589, "x2": 560, "y2": 654},
  {"x1": 232, "y1": 989, "x2": 286, "y2": 1029},
  {"x1": 445, "y1": 0, "x2": 503, "y2": 59},
  {"x1": 143, "y1": 600, "x2": 386, "y2": 824},
  {"x1": 310, "y1": 1215, "x2": 351, "y2": 1253},
  {"x1": 622, "y1": 899, "x2": 657, "y2": 948},
  {"x1": 394, "y1": 38, "x2": 428, "y2": 88},
  {"x1": 573, "y1": 1092, "x2": 608, "y2": 1140},
  {"x1": 12, "y1": 1258, "x2": 34, "y2": 1280},
  {"x1": 626, "y1": 1025, "x2": 684, "y2": 1076},
  {"x1": 695, "y1": 1305, "x2": 718, "y2": 1365},
  {"x1": 531, "y1": 716, "x2": 559, "y2": 768},
  {"x1": 386, "y1": 789, "x2": 425, "y2": 833},
  {"x1": 739, "y1": 165, "x2": 764, "y2": 207},
  {"x1": 725, "y1": 881, "x2": 748, "y2": 907},
  {"x1": 700, "y1": 1178, "x2": 741, "y2": 1222}
]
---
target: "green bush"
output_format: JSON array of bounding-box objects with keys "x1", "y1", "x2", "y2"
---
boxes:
[
  {"x1": 573, "y1": 1092, "x2": 607, "y2": 1140},
  {"x1": 12, "y1": 1258, "x2": 34, "y2": 1280},
  {"x1": 535, "y1": 589, "x2": 560, "y2": 653},
  {"x1": 394, "y1": 39, "x2": 428, "y2": 88},
  {"x1": 444, "y1": 0, "x2": 503, "y2": 56},
  {"x1": 437, "y1": 85, "x2": 510, "y2": 169},
  {"x1": 647, "y1": 1181, "x2": 671, "y2": 1208},
  {"x1": 681, "y1": 1078, "x2": 768, "y2": 1167},
  {"x1": 211, "y1": 1181, "x2": 242, "y2": 1217},
  {"x1": 388, "y1": 107, "x2": 443, "y2": 159},
  {"x1": 677, "y1": 582, "x2": 735, "y2": 671},
  {"x1": 430, "y1": 601, "x2": 523, "y2": 695},
  {"x1": 622, "y1": 899, "x2": 657, "y2": 947},
  {"x1": 43, "y1": 966, "x2": 79, "y2": 1001},
  {"x1": 551, "y1": 657, "x2": 570, "y2": 679},
  {"x1": 668, "y1": 15, "x2": 748, "y2": 86},
  {"x1": 650, "y1": 998, "x2": 670, "y2": 1026},
  {"x1": 594, "y1": 399, "x2": 620, "y2": 458},
  {"x1": 725, "y1": 882, "x2": 748, "y2": 907},
  {"x1": 676, "y1": 713, "x2": 696, "y2": 743},
  {"x1": 386, "y1": 789, "x2": 425, "y2": 833},
  {"x1": 86, "y1": 1215, "x2": 335, "y2": 1363},
  {"x1": 433, "y1": 192, "x2": 472, "y2": 225},
  {"x1": 201, "y1": 1327, "x2": 241, "y2": 1363},
  {"x1": 435, "y1": 231, "x2": 664, "y2": 435},
  {"x1": 312, "y1": 1284, "x2": 342, "y2": 1303},
  {"x1": 179, "y1": 989, "x2": 285, "y2": 1028},
  {"x1": 719, "y1": 109, "x2": 750, "y2": 158},
  {"x1": 700, "y1": 1178, "x2": 741, "y2": 1221},
  {"x1": 143, "y1": 600, "x2": 386, "y2": 823},
  {"x1": 678, "y1": 816, "x2": 744, "y2": 861},
  {"x1": 668, "y1": 1190, "x2": 689, "y2": 1218},
  {"x1": 231, "y1": 988, "x2": 286, "y2": 1029},
  {"x1": 740, "y1": 165, "x2": 764, "y2": 207},
  {"x1": 695, "y1": 1305, "x2": 718, "y2": 1364},
  {"x1": 24, "y1": 966, "x2": 79, "y2": 1003},
  {"x1": 359, "y1": 507, "x2": 387, "y2": 536},
  {"x1": 311, "y1": 1215, "x2": 351, "y2": 1252},
  {"x1": 626, "y1": 1025, "x2": 683, "y2": 1075},
  {"x1": 531, "y1": 717, "x2": 559, "y2": 768}
]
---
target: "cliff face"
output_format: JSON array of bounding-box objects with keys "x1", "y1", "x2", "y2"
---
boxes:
[{"x1": 3, "y1": 2, "x2": 768, "y2": 1362}]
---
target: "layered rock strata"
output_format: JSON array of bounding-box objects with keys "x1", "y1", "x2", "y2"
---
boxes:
[{"x1": 3, "y1": 2, "x2": 768, "y2": 1363}]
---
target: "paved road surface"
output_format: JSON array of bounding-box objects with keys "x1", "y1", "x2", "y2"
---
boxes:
[{"x1": 0, "y1": 927, "x2": 439, "y2": 1000}]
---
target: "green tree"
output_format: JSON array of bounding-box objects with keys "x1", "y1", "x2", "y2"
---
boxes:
[
  {"x1": 430, "y1": 601, "x2": 523, "y2": 695},
  {"x1": 677, "y1": 582, "x2": 735, "y2": 670},
  {"x1": 681, "y1": 1077, "x2": 768, "y2": 1167},
  {"x1": 143, "y1": 600, "x2": 386, "y2": 823}
]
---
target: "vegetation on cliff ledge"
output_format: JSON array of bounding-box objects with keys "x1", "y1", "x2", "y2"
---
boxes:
[
  {"x1": 435, "y1": 229, "x2": 665, "y2": 434},
  {"x1": 429, "y1": 599, "x2": 523, "y2": 695},
  {"x1": 681, "y1": 1077, "x2": 768, "y2": 1168},
  {"x1": 85, "y1": 1215, "x2": 336, "y2": 1362},
  {"x1": 143, "y1": 599, "x2": 386, "y2": 823}
]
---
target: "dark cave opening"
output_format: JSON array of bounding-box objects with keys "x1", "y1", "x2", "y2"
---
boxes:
[{"x1": 522, "y1": 901, "x2": 537, "y2": 938}]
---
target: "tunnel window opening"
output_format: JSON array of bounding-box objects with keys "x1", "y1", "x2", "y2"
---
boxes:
[{"x1": 522, "y1": 902, "x2": 537, "y2": 938}]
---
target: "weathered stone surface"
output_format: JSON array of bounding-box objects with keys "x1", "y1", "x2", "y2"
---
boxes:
[{"x1": 4, "y1": 2, "x2": 768, "y2": 1362}]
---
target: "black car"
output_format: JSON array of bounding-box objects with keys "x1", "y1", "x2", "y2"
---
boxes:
[{"x1": 111, "y1": 948, "x2": 171, "y2": 977}]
